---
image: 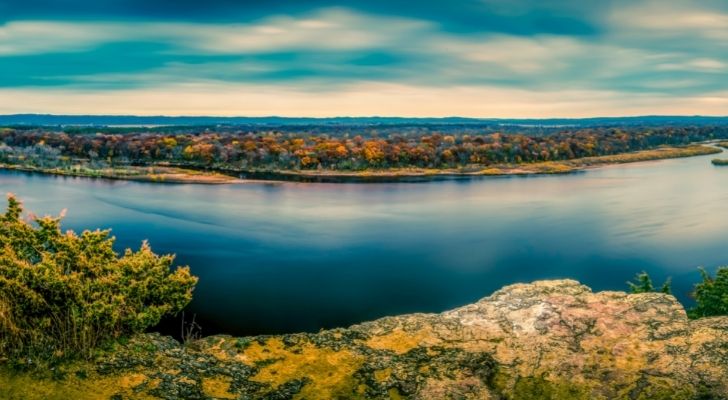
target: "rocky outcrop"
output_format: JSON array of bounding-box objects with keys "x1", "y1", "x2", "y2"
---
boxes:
[{"x1": 2, "y1": 280, "x2": 727, "y2": 399}]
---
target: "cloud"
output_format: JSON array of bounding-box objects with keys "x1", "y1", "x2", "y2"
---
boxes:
[
  {"x1": 0, "y1": 0, "x2": 603, "y2": 36},
  {"x1": 0, "y1": 21, "x2": 119, "y2": 55},
  {"x1": 0, "y1": 9, "x2": 431, "y2": 56},
  {"x1": 1, "y1": 10, "x2": 721, "y2": 91},
  {"x1": 612, "y1": 2, "x2": 728, "y2": 40},
  {"x1": 607, "y1": 1, "x2": 728, "y2": 57},
  {"x1": 183, "y1": 9, "x2": 432, "y2": 53},
  {"x1": 656, "y1": 59, "x2": 727, "y2": 73},
  {"x1": 0, "y1": 1, "x2": 727, "y2": 116}
]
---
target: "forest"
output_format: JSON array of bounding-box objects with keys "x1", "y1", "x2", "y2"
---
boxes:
[{"x1": 1, "y1": 125, "x2": 728, "y2": 173}]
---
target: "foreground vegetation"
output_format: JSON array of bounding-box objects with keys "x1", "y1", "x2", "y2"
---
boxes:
[
  {"x1": 1, "y1": 197, "x2": 727, "y2": 369},
  {"x1": 1, "y1": 125, "x2": 726, "y2": 182},
  {"x1": 2, "y1": 280, "x2": 728, "y2": 399},
  {"x1": 2, "y1": 198, "x2": 728, "y2": 398},
  {"x1": 628, "y1": 269, "x2": 728, "y2": 318},
  {"x1": 0, "y1": 195, "x2": 197, "y2": 367}
]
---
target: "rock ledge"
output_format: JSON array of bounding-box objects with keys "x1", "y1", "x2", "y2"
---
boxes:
[{"x1": 3, "y1": 280, "x2": 727, "y2": 399}]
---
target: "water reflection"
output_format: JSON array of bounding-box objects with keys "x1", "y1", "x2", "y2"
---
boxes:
[{"x1": 1, "y1": 151, "x2": 727, "y2": 336}]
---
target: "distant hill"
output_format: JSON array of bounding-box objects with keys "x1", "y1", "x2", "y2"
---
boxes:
[{"x1": 2, "y1": 114, "x2": 728, "y2": 128}]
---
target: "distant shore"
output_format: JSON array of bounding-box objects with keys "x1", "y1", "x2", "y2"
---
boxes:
[
  {"x1": 0, "y1": 145, "x2": 721, "y2": 184},
  {"x1": 0, "y1": 164, "x2": 241, "y2": 184},
  {"x1": 242, "y1": 145, "x2": 721, "y2": 181}
]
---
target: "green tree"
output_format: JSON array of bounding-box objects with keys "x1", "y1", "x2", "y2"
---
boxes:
[
  {"x1": 627, "y1": 271, "x2": 672, "y2": 294},
  {"x1": 0, "y1": 194, "x2": 198, "y2": 364},
  {"x1": 689, "y1": 267, "x2": 728, "y2": 318}
]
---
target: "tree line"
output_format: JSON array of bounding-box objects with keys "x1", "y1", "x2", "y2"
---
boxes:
[{"x1": 1, "y1": 125, "x2": 727, "y2": 172}]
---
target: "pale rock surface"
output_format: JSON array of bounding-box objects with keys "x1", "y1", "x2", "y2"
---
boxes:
[{"x1": 4, "y1": 280, "x2": 727, "y2": 399}]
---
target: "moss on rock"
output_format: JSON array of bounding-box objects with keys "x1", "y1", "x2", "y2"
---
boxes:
[{"x1": 2, "y1": 280, "x2": 728, "y2": 399}]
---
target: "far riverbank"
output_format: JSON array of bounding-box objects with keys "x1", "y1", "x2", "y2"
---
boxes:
[{"x1": 0, "y1": 144, "x2": 721, "y2": 184}]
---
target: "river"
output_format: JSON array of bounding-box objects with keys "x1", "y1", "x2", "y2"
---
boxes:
[{"x1": 1, "y1": 149, "x2": 727, "y2": 336}]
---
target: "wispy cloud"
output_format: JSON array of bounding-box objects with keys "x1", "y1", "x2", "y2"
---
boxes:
[
  {"x1": 0, "y1": 21, "x2": 119, "y2": 55},
  {"x1": 0, "y1": 9, "x2": 431, "y2": 56},
  {"x1": 611, "y1": 2, "x2": 728, "y2": 40},
  {"x1": 0, "y1": 1, "x2": 727, "y2": 116}
]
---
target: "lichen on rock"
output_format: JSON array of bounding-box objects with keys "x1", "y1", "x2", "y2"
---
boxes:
[{"x1": 2, "y1": 279, "x2": 727, "y2": 399}]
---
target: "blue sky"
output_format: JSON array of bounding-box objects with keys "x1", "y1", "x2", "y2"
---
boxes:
[{"x1": 0, "y1": 0, "x2": 727, "y2": 117}]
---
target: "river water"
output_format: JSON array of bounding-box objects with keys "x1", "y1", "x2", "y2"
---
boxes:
[{"x1": 2, "y1": 149, "x2": 727, "y2": 336}]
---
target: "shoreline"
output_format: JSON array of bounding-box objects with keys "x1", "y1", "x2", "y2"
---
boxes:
[
  {"x1": 0, "y1": 145, "x2": 721, "y2": 184},
  {"x1": 0, "y1": 164, "x2": 243, "y2": 184}
]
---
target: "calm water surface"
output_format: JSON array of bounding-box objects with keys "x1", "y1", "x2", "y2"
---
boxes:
[{"x1": 1, "y1": 150, "x2": 727, "y2": 336}]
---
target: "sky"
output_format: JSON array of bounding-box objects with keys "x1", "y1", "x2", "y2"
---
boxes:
[{"x1": 0, "y1": 0, "x2": 727, "y2": 117}]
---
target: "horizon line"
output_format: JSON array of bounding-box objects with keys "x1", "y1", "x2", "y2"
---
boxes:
[{"x1": 3, "y1": 113, "x2": 728, "y2": 121}]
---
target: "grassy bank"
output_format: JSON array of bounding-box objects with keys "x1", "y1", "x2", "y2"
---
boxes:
[
  {"x1": 565, "y1": 144, "x2": 721, "y2": 167},
  {"x1": 0, "y1": 145, "x2": 721, "y2": 183},
  {"x1": 0, "y1": 163, "x2": 240, "y2": 184}
]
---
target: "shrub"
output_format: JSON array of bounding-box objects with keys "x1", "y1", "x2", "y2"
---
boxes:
[
  {"x1": 628, "y1": 268, "x2": 728, "y2": 319},
  {"x1": 0, "y1": 194, "x2": 198, "y2": 364},
  {"x1": 627, "y1": 271, "x2": 671, "y2": 294},
  {"x1": 689, "y1": 267, "x2": 728, "y2": 318}
]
